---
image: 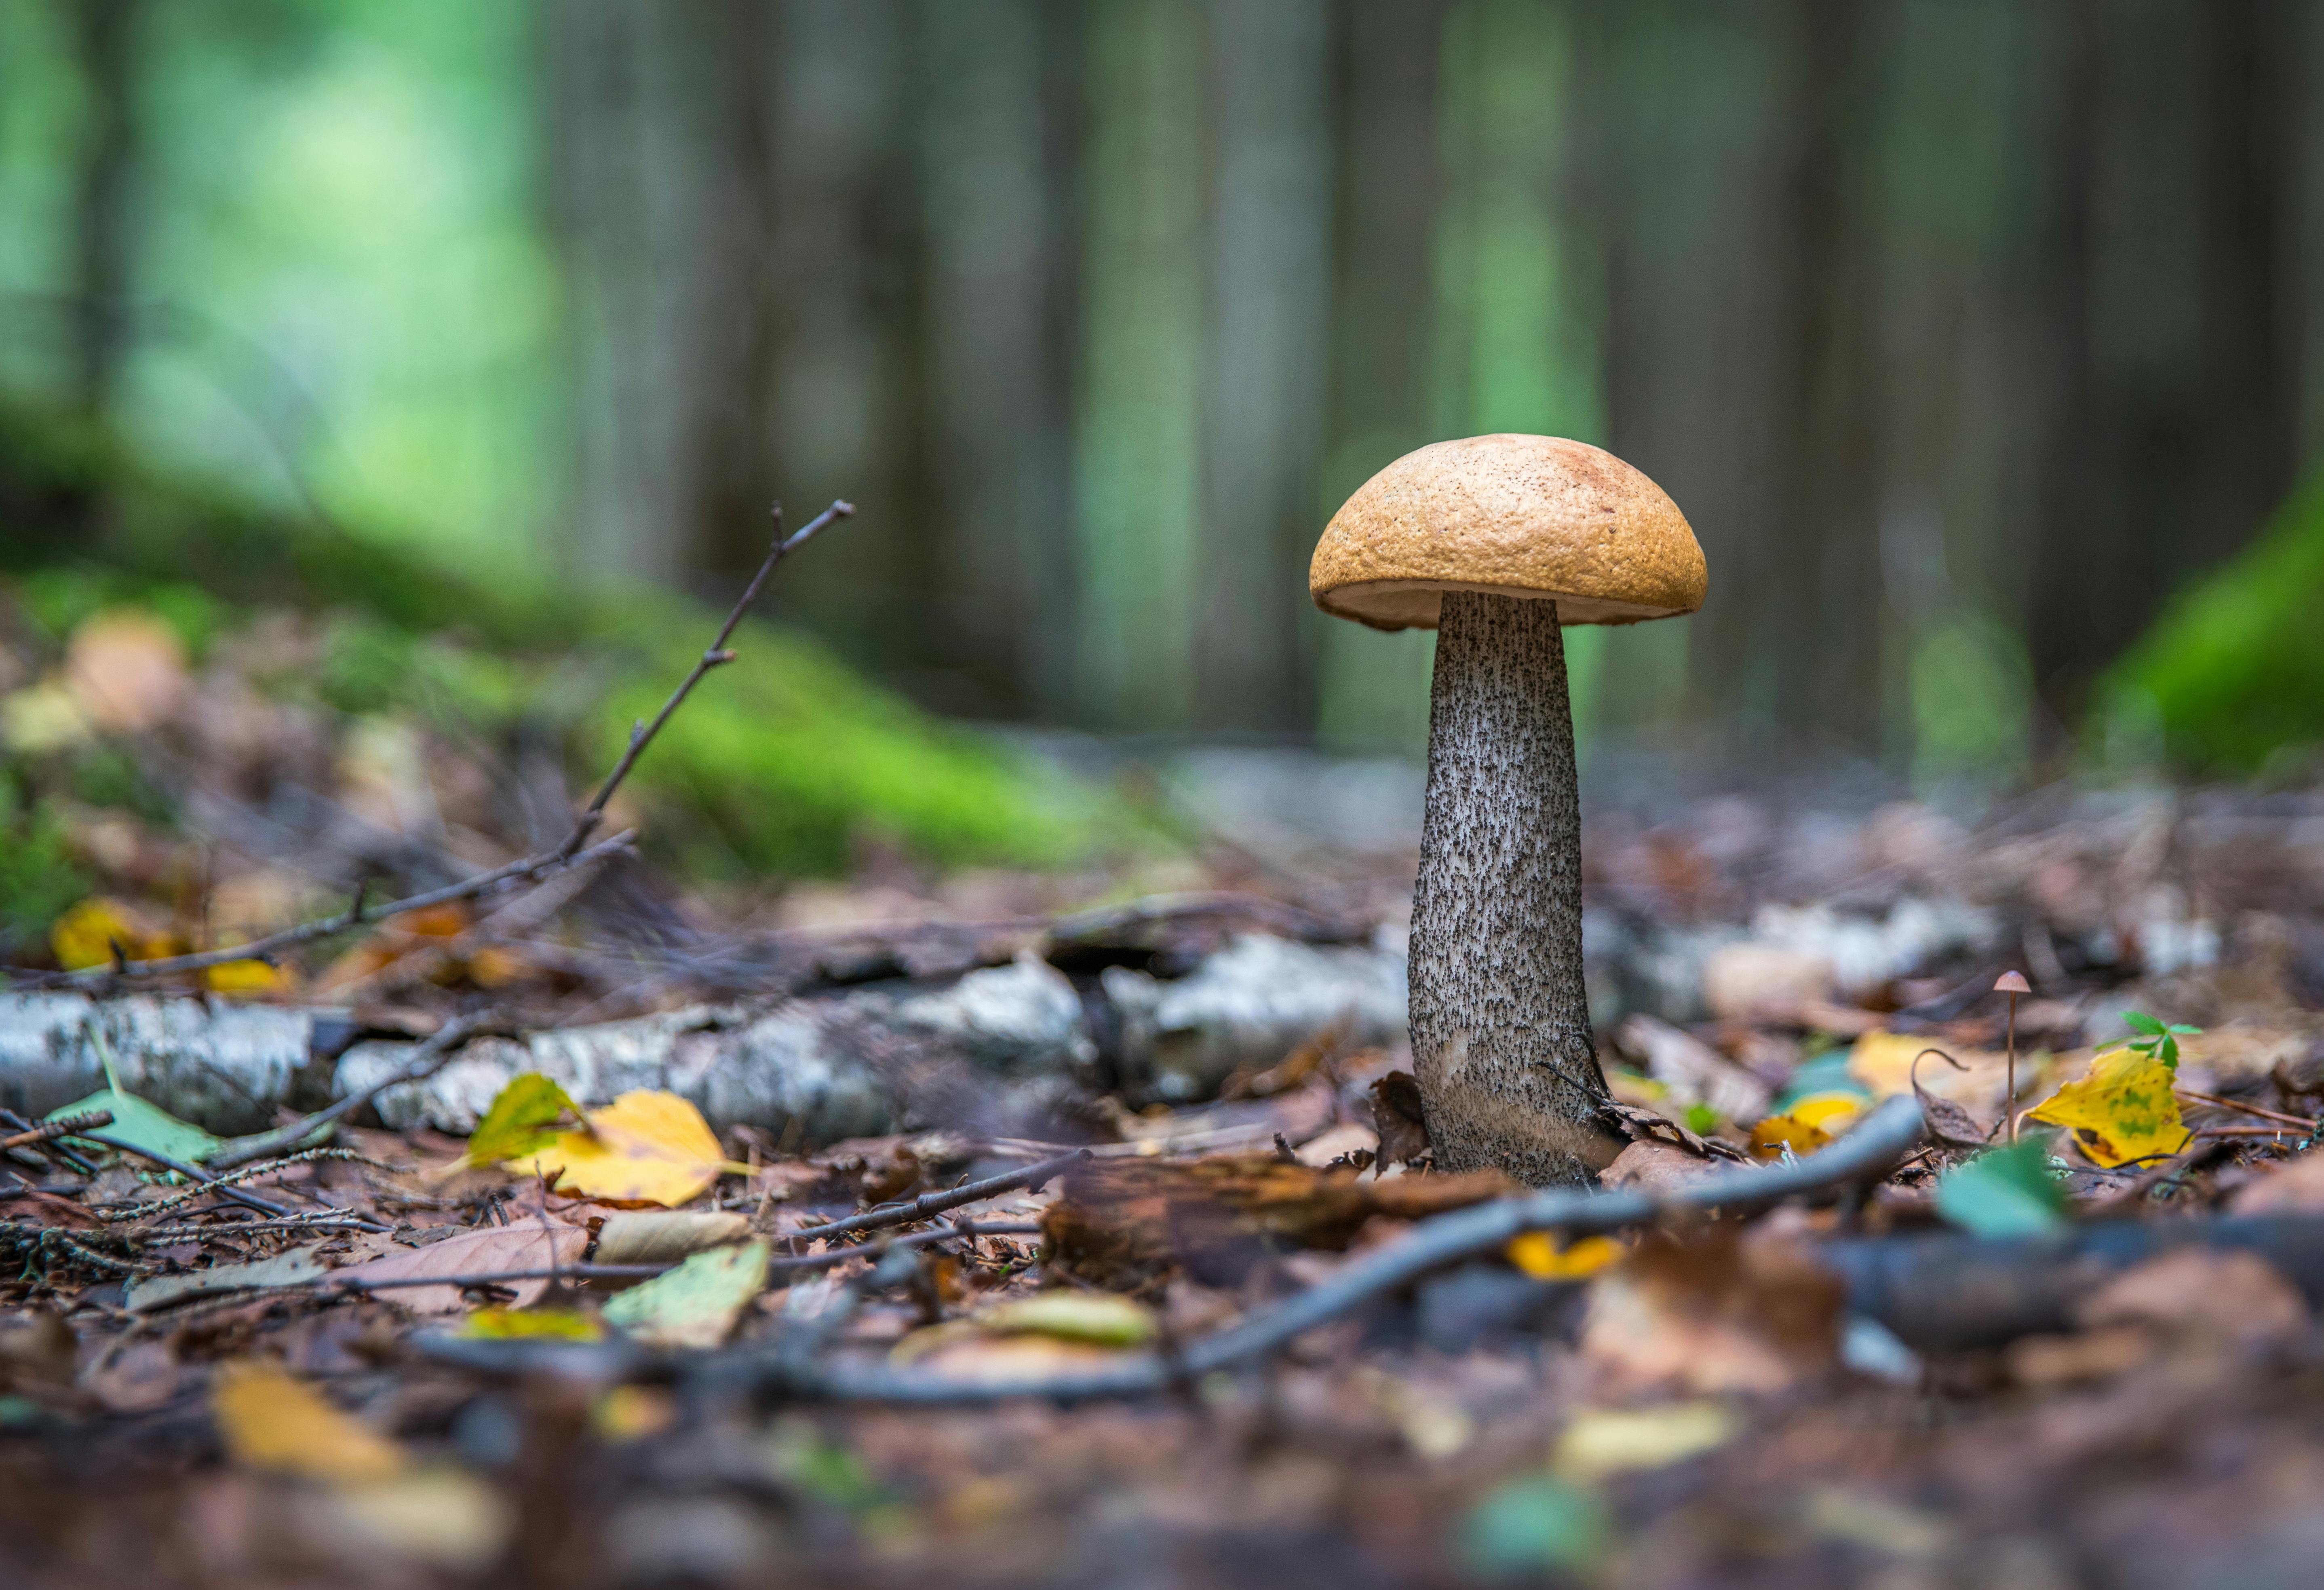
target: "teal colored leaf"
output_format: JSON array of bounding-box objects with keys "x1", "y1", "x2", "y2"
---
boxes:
[
  {"x1": 1460, "y1": 1474, "x2": 1607, "y2": 1579},
  {"x1": 1934, "y1": 1140, "x2": 2068, "y2": 1237},
  {"x1": 601, "y1": 1240, "x2": 769, "y2": 1349},
  {"x1": 48, "y1": 1087, "x2": 222, "y2": 1167}
]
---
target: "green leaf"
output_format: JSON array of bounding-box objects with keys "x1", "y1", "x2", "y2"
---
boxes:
[
  {"x1": 1934, "y1": 1139, "x2": 2069, "y2": 1237},
  {"x1": 1460, "y1": 1474, "x2": 1607, "y2": 1579},
  {"x1": 2123, "y1": 1011, "x2": 2167, "y2": 1036},
  {"x1": 1683, "y1": 1101, "x2": 1721, "y2": 1137},
  {"x1": 601, "y1": 1240, "x2": 769, "y2": 1349},
  {"x1": 48, "y1": 1087, "x2": 222, "y2": 1167},
  {"x1": 464, "y1": 1073, "x2": 580, "y2": 1167}
]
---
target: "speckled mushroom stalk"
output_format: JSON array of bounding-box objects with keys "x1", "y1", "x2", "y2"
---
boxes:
[
  {"x1": 1409, "y1": 589, "x2": 1617, "y2": 1185},
  {"x1": 1309, "y1": 434, "x2": 1707, "y2": 1188}
]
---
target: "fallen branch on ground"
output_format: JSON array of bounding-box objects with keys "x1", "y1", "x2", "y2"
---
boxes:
[
  {"x1": 205, "y1": 1014, "x2": 484, "y2": 1171},
  {"x1": 789, "y1": 1152, "x2": 1088, "y2": 1247},
  {"x1": 412, "y1": 1094, "x2": 1927, "y2": 1401}
]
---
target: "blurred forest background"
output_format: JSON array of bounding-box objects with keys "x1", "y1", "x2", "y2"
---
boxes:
[{"x1": 5, "y1": 0, "x2": 2324, "y2": 792}]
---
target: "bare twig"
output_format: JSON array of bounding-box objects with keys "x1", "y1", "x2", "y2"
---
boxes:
[
  {"x1": 563, "y1": 498, "x2": 854, "y2": 860},
  {"x1": 2176, "y1": 1088, "x2": 2317, "y2": 1132},
  {"x1": 415, "y1": 1096, "x2": 1928, "y2": 1402},
  {"x1": 4, "y1": 830, "x2": 635, "y2": 989},
  {"x1": 789, "y1": 1150, "x2": 1086, "y2": 1247},
  {"x1": 0, "y1": 1110, "x2": 113, "y2": 1153},
  {"x1": 205, "y1": 1014, "x2": 485, "y2": 1171}
]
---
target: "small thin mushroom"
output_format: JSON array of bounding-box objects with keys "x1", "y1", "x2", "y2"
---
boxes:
[{"x1": 1310, "y1": 435, "x2": 1707, "y2": 1186}]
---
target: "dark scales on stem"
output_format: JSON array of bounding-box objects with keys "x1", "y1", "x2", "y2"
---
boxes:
[{"x1": 1410, "y1": 592, "x2": 1622, "y2": 1187}]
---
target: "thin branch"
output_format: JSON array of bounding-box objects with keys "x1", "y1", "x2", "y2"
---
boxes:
[
  {"x1": 562, "y1": 498, "x2": 854, "y2": 859},
  {"x1": 205, "y1": 1014, "x2": 485, "y2": 1171},
  {"x1": 788, "y1": 1150, "x2": 1086, "y2": 1247},
  {"x1": 413, "y1": 1096, "x2": 1928, "y2": 1402},
  {"x1": 4, "y1": 831, "x2": 635, "y2": 988},
  {"x1": 0, "y1": 1110, "x2": 113, "y2": 1153},
  {"x1": 74, "y1": 1132, "x2": 297, "y2": 1221}
]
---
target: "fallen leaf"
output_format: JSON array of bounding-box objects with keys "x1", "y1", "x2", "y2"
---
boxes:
[
  {"x1": 126, "y1": 1244, "x2": 327, "y2": 1313},
  {"x1": 1579, "y1": 1225, "x2": 1843, "y2": 1395},
  {"x1": 1748, "y1": 1092, "x2": 1864, "y2": 1160},
  {"x1": 203, "y1": 956, "x2": 293, "y2": 999},
  {"x1": 601, "y1": 1239, "x2": 770, "y2": 1349},
  {"x1": 1933, "y1": 1140, "x2": 2067, "y2": 1237},
  {"x1": 65, "y1": 609, "x2": 188, "y2": 733},
  {"x1": 0, "y1": 680, "x2": 91, "y2": 752},
  {"x1": 1460, "y1": 1475, "x2": 1607, "y2": 1579},
  {"x1": 1615, "y1": 1014, "x2": 1773, "y2": 1122},
  {"x1": 460, "y1": 1308, "x2": 605, "y2": 1343},
  {"x1": 1506, "y1": 1233, "x2": 1623, "y2": 1280},
  {"x1": 1369, "y1": 1070, "x2": 1432, "y2": 1168},
  {"x1": 1600, "y1": 1139, "x2": 1739, "y2": 1193},
  {"x1": 1847, "y1": 1030, "x2": 2008, "y2": 1109},
  {"x1": 2230, "y1": 1150, "x2": 2324, "y2": 1214},
  {"x1": 2075, "y1": 1247, "x2": 2309, "y2": 1347},
  {"x1": 463, "y1": 1072, "x2": 582, "y2": 1169},
  {"x1": 328, "y1": 1222, "x2": 588, "y2": 1314},
  {"x1": 310, "y1": 1469, "x2": 511, "y2": 1572},
  {"x1": 1553, "y1": 1401, "x2": 1740, "y2": 1482},
  {"x1": 49, "y1": 1085, "x2": 222, "y2": 1167},
  {"x1": 2025, "y1": 1047, "x2": 2191, "y2": 1168},
  {"x1": 211, "y1": 1362, "x2": 407, "y2": 1486},
  {"x1": 527, "y1": 1089, "x2": 747, "y2": 1206},
  {"x1": 591, "y1": 1210, "x2": 753, "y2": 1268},
  {"x1": 49, "y1": 897, "x2": 175, "y2": 973},
  {"x1": 976, "y1": 1292, "x2": 1156, "y2": 1347}
]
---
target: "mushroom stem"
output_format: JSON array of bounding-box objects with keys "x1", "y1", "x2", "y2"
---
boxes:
[{"x1": 1409, "y1": 591, "x2": 1623, "y2": 1186}]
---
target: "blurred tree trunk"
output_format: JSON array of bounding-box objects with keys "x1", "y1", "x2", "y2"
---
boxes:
[
  {"x1": 914, "y1": 0, "x2": 1079, "y2": 720},
  {"x1": 1195, "y1": 0, "x2": 1332, "y2": 733},
  {"x1": 2027, "y1": 0, "x2": 2298, "y2": 744},
  {"x1": 1314, "y1": 0, "x2": 1448, "y2": 754},
  {"x1": 1072, "y1": 0, "x2": 1206, "y2": 730},
  {"x1": 67, "y1": 0, "x2": 143, "y2": 418}
]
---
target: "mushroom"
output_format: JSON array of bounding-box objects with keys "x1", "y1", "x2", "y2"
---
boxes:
[{"x1": 1310, "y1": 435, "x2": 1707, "y2": 1186}]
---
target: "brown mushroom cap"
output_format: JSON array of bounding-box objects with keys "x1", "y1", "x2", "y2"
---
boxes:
[{"x1": 1309, "y1": 434, "x2": 1706, "y2": 631}]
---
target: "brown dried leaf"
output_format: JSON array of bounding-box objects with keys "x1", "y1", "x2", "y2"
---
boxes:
[
  {"x1": 328, "y1": 1222, "x2": 588, "y2": 1314},
  {"x1": 1369, "y1": 1071, "x2": 1432, "y2": 1169}
]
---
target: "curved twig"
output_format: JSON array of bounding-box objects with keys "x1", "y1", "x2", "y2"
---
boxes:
[{"x1": 414, "y1": 1095, "x2": 1928, "y2": 1403}]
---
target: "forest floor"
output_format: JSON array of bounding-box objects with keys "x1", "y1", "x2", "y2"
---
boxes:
[{"x1": 8, "y1": 588, "x2": 2324, "y2": 1589}]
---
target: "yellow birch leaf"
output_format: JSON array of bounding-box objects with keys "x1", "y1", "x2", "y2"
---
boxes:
[
  {"x1": 1506, "y1": 1233, "x2": 1623, "y2": 1280},
  {"x1": 2024, "y1": 1048, "x2": 2190, "y2": 1168},
  {"x1": 211, "y1": 1362, "x2": 407, "y2": 1486},
  {"x1": 1747, "y1": 1092, "x2": 1864, "y2": 1160},
  {"x1": 523, "y1": 1089, "x2": 748, "y2": 1206},
  {"x1": 51, "y1": 897, "x2": 173, "y2": 972}
]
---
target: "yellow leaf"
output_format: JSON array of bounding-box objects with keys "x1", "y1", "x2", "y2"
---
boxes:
[
  {"x1": 1507, "y1": 1233, "x2": 1623, "y2": 1280},
  {"x1": 460, "y1": 1308, "x2": 604, "y2": 1343},
  {"x1": 977, "y1": 1292, "x2": 1156, "y2": 1347},
  {"x1": 211, "y1": 1362, "x2": 407, "y2": 1486},
  {"x1": 2025, "y1": 1048, "x2": 2190, "y2": 1168},
  {"x1": 523, "y1": 1089, "x2": 747, "y2": 1206},
  {"x1": 1747, "y1": 1092, "x2": 1864, "y2": 1160},
  {"x1": 1554, "y1": 1401, "x2": 1740, "y2": 1482},
  {"x1": 204, "y1": 957, "x2": 291, "y2": 998},
  {"x1": 51, "y1": 897, "x2": 173, "y2": 972},
  {"x1": 1846, "y1": 1031, "x2": 2007, "y2": 1100}
]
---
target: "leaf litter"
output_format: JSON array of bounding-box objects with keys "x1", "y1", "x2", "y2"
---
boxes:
[{"x1": 15, "y1": 589, "x2": 2324, "y2": 1585}]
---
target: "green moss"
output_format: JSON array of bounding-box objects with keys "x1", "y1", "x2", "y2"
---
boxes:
[
  {"x1": 0, "y1": 398, "x2": 1131, "y2": 878},
  {"x1": 0, "y1": 783, "x2": 87, "y2": 956},
  {"x1": 2103, "y1": 476, "x2": 2324, "y2": 772}
]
